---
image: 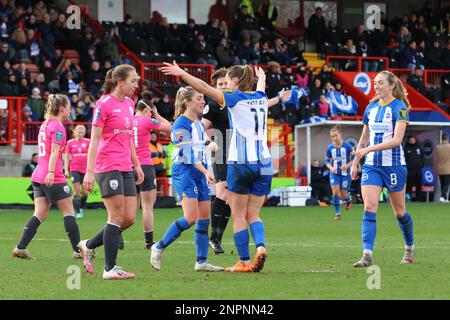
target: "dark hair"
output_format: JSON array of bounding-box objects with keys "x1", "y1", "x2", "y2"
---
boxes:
[
  {"x1": 103, "y1": 64, "x2": 136, "y2": 94},
  {"x1": 211, "y1": 68, "x2": 227, "y2": 86},
  {"x1": 136, "y1": 97, "x2": 155, "y2": 112},
  {"x1": 442, "y1": 134, "x2": 448, "y2": 141},
  {"x1": 226, "y1": 65, "x2": 255, "y2": 92},
  {"x1": 32, "y1": 153, "x2": 38, "y2": 158}
]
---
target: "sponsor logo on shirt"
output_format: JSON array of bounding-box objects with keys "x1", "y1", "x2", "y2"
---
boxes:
[
  {"x1": 56, "y1": 131, "x2": 63, "y2": 142},
  {"x1": 94, "y1": 108, "x2": 101, "y2": 121},
  {"x1": 370, "y1": 123, "x2": 390, "y2": 132},
  {"x1": 113, "y1": 108, "x2": 121, "y2": 113}
]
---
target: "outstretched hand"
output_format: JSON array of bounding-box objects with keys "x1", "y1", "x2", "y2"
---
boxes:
[
  {"x1": 254, "y1": 65, "x2": 266, "y2": 81},
  {"x1": 278, "y1": 88, "x2": 292, "y2": 102},
  {"x1": 161, "y1": 60, "x2": 184, "y2": 77}
]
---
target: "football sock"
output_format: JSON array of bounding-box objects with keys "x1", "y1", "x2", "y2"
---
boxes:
[
  {"x1": 332, "y1": 195, "x2": 341, "y2": 215},
  {"x1": 217, "y1": 201, "x2": 231, "y2": 243},
  {"x1": 210, "y1": 197, "x2": 225, "y2": 241},
  {"x1": 194, "y1": 219, "x2": 209, "y2": 264},
  {"x1": 73, "y1": 196, "x2": 81, "y2": 213},
  {"x1": 362, "y1": 211, "x2": 377, "y2": 253},
  {"x1": 144, "y1": 230, "x2": 154, "y2": 245},
  {"x1": 64, "y1": 215, "x2": 80, "y2": 252},
  {"x1": 80, "y1": 195, "x2": 88, "y2": 209},
  {"x1": 249, "y1": 221, "x2": 265, "y2": 249},
  {"x1": 397, "y1": 212, "x2": 414, "y2": 247},
  {"x1": 104, "y1": 222, "x2": 121, "y2": 272},
  {"x1": 234, "y1": 229, "x2": 250, "y2": 262},
  {"x1": 17, "y1": 216, "x2": 41, "y2": 250},
  {"x1": 156, "y1": 217, "x2": 191, "y2": 250},
  {"x1": 86, "y1": 226, "x2": 105, "y2": 249}
]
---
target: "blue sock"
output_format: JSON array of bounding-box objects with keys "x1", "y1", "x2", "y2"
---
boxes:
[
  {"x1": 194, "y1": 219, "x2": 209, "y2": 264},
  {"x1": 249, "y1": 221, "x2": 265, "y2": 249},
  {"x1": 332, "y1": 195, "x2": 341, "y2": 215},
  {"x1": 397, "y1": 212, "x2": 414, "y2": 246},
  {"x1": 345, "y1": 194, "x2": 351, "y2": 202},
  {"x1": 156, "y1": 217, "x2": 191, "y2": 250},
  {"x1": 233, "y1": 229, "x2": 250, "y2": 262},
  {"x1": 362, "y1": 211, "x2": 377, "y2": 252}
]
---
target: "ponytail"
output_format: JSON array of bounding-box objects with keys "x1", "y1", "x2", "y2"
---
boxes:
[
  {"x1": 102, "y1": 64, "x2": 136, "y2": 94},
  {"x1": 174, "y1": 86, "x2": 195, "y2": 119},
  {"x1": 227, "y1": 65, "x2": 255, "y2": 92},
  {"x1": 44, "y1": 93, "x2": 69, "y2": 120}
]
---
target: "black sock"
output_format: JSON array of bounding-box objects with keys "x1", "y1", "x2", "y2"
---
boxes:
[
  {"x1": 64, "y1": 215, "x2": 80, "y2": 252},
  {"x1": 144, "y1": 231, "x2": 154, "y2": 244},
  {"x1": 217, "y1": 203, "x2": 231, "y2": 243},
  {"x1": 17, "y1": 216, "x2": 41, "y2": 249},
  {"x1": 86, "y1": 226, "x2": 105, "y2": 249},
  {"x1": 104, "y1": 223, "x2": 121, "y2": 272},
  {"x1": 210, "y1": 197, "x2": 225, "y2": 241},
  {"x1": 73, "y1": 196, "x2": 80, "y2": 213},
  {"x1": 80, "y1": 196, "x2": 88, "y2": 209}
]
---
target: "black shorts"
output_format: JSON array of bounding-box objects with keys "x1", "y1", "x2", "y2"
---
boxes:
[
  {"x1": 32, "y1": 182, "x2": 72, "y2": 203},
  {"x1": 70, "y1": 171, "x2": 85, "y2": 184},
  {"x1": 136, "y1": 165, "x2": 157, "y2": 193},
  {"x1": 95, "y1": 171, "x2": 137, "y2": 198},
  {"x1": 212, "y1": 162, "x2": 228, "y2": 182}
]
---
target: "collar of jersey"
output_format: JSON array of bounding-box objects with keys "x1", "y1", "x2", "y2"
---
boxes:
[
  {"x1": 379, "y1": 97, "x2": 395, "y2": 107},
  {"x1": 181, "y1": 114, "x2": 197, "y2": 122}
]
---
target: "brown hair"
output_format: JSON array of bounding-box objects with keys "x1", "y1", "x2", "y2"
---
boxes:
[
  {"x1": 136, "y1": 97, "x2": 155, "y2": 112},
  {"x1": 370, "y1": 71, "x2": 411, "y2": 109},
  {"x1": 174, "y1": 86, "x2": 196, "y2": 119},
  {"x1": 226, "y1": 65, "x2": 255, "y2": 92},
  {"x1": 211, "y1": 68, "x2": 227, "y2": 86},
  {"x1": 330, "y1": 124, "x2": 342, "y2": 134},
  {"x1": 103, "y1": 64, "x2": 136, "y2": 94},
  {"x1": 44, "y1": 94, "x2": 69, "y2": 120}
]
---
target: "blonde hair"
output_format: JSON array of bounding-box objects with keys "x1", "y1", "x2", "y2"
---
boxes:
[
  {"x1": 330, "y1": 124, "x2": 342, "y2": 134},
  {"x1": 44, "y1": 94, "x2": 69, "y2": 120},
  {"x1": 174, "y1": 86, "x2": 196, "y2": 119},
  {"x1": 103, "y1": 64, "x2": 136, "y2": 94},
  {"x1": 74, "y1": 124, "x2": 86, "y2": 132},
  {"x1": 370, "y1": 71, "x2": 411, "y2": 109},
  {"x1": 227, "y1": 65, "x2": 255, "y2": 92}
]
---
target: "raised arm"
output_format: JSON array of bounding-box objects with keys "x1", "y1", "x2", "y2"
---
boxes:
[
  {"x1": 161, "y1": 61, "x2": 224, "y2": 105},
  {"x1": 254, "y1": 66, "x2": 266, "y2": 93},
  {"x1": 268, "y1": 88, "x2": 292, "y2": 108}
]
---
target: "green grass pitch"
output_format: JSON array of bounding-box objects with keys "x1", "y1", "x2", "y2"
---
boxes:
[{"x1": 1, "y1": 203, "x2": 449, "y2": 300}]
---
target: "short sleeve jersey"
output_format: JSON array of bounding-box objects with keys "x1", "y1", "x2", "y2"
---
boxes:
[
  {"x1": 133, "y1": 115, "x2": 161, "y2": 165},
  {"x1": 325, "y1": 141, "x2": 354, "y2": 176},
  {"x1": 66, "y1": 138, "x2": 90, "y2": 173},
  {"x1": 31, "y1": 119, "x2": 67, "y2": 184}
]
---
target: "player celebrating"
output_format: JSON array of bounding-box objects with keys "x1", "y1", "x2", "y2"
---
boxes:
[
  {"x1": 351, "y1": 70, "x2": 415, "y2": 267},
  {"x1": 150, "y1": 86, "x2": 223, "y2": 272},
  {"x1": 162, "y1": 62, "x2": 271, "y2": 273},
  {"x1": 64, "y1": 125, "x2": 90, "y2": 219},
  {"x1": 13, "y1": 94, "x2": 82, "y2": 260},
  {"x1": 202, "y1": 68, "x2": 291, "y2": 254},
  {"x1": 133, "y1": 94, "x2": 171, "y2": 249},
  {"x1": 78, "y1": 65, "x2": 144, "y2": 280},
  {"x1": 325, "y1": 125, "x2": 354, "y2": 220}
]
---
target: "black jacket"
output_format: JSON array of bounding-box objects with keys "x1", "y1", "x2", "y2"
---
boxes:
[{"x1": 404, "y1": 141, "x2": 424, "y2": 172}]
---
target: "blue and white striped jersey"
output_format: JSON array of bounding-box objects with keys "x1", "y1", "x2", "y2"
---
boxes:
[
  {"x1": 325, "y1": 141, "x2": 354, "y2": 176},
  {"x1": 171, "y1": 114, "x2": 207, "y2": 166},
  {"x1": 220, "y1": 90, "x2": 271, "y2": 163},
  {"x1": 363, "y1": 98, "x2": 409, "y2": 166}
]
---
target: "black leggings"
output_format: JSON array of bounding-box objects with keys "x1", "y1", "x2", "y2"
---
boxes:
[{"x1": 439, "y1": 175, "x2": 450, "y2": 200}]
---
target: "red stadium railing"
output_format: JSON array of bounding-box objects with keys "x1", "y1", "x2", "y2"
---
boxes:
[
  {"x1": 325, "y1": 55, "x2": 389, "y2": 71},
  {"x1": 0, "y1": 97, "x2": 27, "y2": 152},
  {"x1": 389, "y1": 68, "x2": 450, "y2": 87},
  {"x1": 268, "y1": 123, "x2": 293, "y2": 177},
  {"x1": 22, "y1": 121, "x2": 92, "y2": 145}
]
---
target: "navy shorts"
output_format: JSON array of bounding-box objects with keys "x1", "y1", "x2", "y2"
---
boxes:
[
  {"x1": 361, "y1": 164, "x2": 407, "y2": 192},
  {"x1": 172, "y1": 164, "x2": 210, "y2": 202},
  {"x1": 227, "y1": 161, "x2": 273, "y2": 196}
]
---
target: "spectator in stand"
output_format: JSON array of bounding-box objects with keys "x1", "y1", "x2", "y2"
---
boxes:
[
  {"x1": 299, "y1": 96, "x2": 319, "y2": 121},
  {"x1": 155, "y1": 17, "x2": 177, "y2": 54},
  {"x1": 352, "y1": 24, "x2": 367, "y2": 43},
  {"x1": 426, "y1": 39, "x2": 443, "y2": 69},
  {"x1": 286, "y1": 36, "x2": 305, "y2": 66},
  {"x1": 208, "y1": 0, "x2": 229, "y2": 25},
  {"x1": 397, "y1": 26, "x2": 411, "y2": 53},
  {"x1": 25, "y1": 13, "x2": 39, "y2": 32},
  {"x1": 310, "y1": 159, "x2": 331, "y2": 203},
  {"x1": 27, "y1": 87, "x2": 45, "y2": 120},
  {"x1": 0, "y1": 59, "x2": 13, "y2": 82},
  {"x1": 404, "y1": 135, "x2": 424, "y2": 202},
  {"x1": 0, "y1": 41, "x2": 14, "y2": 64},
  {"x1": 54, "y1": 13, "x2": 70, "y2": 49},
  {"x1": 307, "y1": 7, "x2": 327, "y2": 58},
  {"x1": 259, "y1": 39, "x2": 275, "y2": 64},
  {"x1": 204, "y1": 18, "x2": 223, "y2": 48},
  {"x1": 436, "y1": 134, "x2": 450, "y2": 203},
  {"x1": 266, "y1": 61, "x2": 283, "y2": 98},
  {"x1": 22, "y1": 104, "x2": 35, "y2": 124},
  {"x1": 16, "y1": 61, "x2": 30, "y2": 83},
  {"x1": 316, "y1": 64, "x2": 333, "y2": 86},
  {"x1": 31, "y1": 73, "x2": 46, "y2": 94},
  {"x1": 80, "y1": 45, "x2": 98, "y2": 72},
  {"x1": 356, "y1": 38, "x2": 378, "y2": 72},
  {"x1": 58, "y1": 59, "x2": 81, "y2": 83},
  {"x1": 400, "y1": 40, "x2": 424, "y2": 69},
  {"x1": 26, "y1": 28, "x2": 43, "y2": 65},
  {"x1": 236, "y1": 39, "x2": 258, "y2": 65},
  {"x1": 184, "y1": 18, "x2": 199, "y2": 47},
  {"x1": 156, "y1": 93, "x2": 174, "y2": 122},
  {"x1": 273, "y1": 37, "x2": 293, "y2": 66},
  {"x1": 149, "y1": 131, "x2": 166, "y2": 177},
  {"x1": 11, "y1": 28, "x2": 28, "y2": 62},
  {"x1": 18, "y1": 77, "x2": 29, "y2": 96},
  {"x1": 339, "y1": 39, "x2": 357, "y2": 71},
  {"x1": 22, "y1": 153, "x2": 38, "y2": 177},
  {"x1": 371, "y1": 23, "x2": 388, "y2": 57},
  {"x1": 33, "y1": 0, "x2": 47, "y2": 21},
  {"x1": 0, "y1": 14, "x2": 11, "y2": 41},
  {"x1": 334, "y1": 82, "x2": 345, "y2": 95},
  {"x1": 406, "y1": 69, "x2": 426, "y2": 95},
  {"x1": 310, "y1": 78, "x2": 324, "y2": 103},
  {"x1": 239, "y1": 0, "x2": 255, "y2": 17},
  {"x1": 79, "y1": 29, "x2": 96, "y2": 54},
  {"x1": 100, "y1": 27, "x2": 121, "y2": 66},
  {"x1": 85, "y1": 61, "x2": 104, "y2": 98},
  {"x1": 119, "y1": 15, "x2": 143, "y2": 56},
  {"x1": 316, "y1": 94, "x2": 331, "y2": 117},
  {"x1": 0, "y1": 73, "x2": 19, "y2": 95},
  {"x1": 59, "y1": 70, "x2": 79, "y2": 95},
  {"x1": 216, "y1": 37, "x2": 239, "y2": 67},
  {"x1": 281, "y1": 67, "x2": 295, "y2": 88},
  {"x1": 258, "y1": 0, "x2": 278, "y2": 35},
  {"x1": 295, "y1": 66, "x2": 308, "y2": 89},
  {"x1": 38, "y1": 13, "x2": 56, "y2": 61},
  {"x1": 9, "y1": 5, "x2": 27, "y2": 30},
  {"x1": 219, "y1": 20, "x2": 229, "y2": 39},
  {"x1": 150, "y1": 10, "x2": 163, "y2": 26},
  {"x1": 41, "y1": 58, "x2": 57, "y2": 85},
  {"x1": 234, "y1": 5, "x2": 261, "y2": 45},
  {"x1": 192, "y1": 33, "x2": 218, "y2": 67}
]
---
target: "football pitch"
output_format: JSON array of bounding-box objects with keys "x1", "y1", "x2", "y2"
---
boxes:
[{"x1": 1, "y1": 203, "x2": 450, "y2": 300}]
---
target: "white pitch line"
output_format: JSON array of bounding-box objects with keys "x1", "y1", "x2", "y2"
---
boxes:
[{"x1": 0, "y1": 238, "x2": 445, "y2": 250}]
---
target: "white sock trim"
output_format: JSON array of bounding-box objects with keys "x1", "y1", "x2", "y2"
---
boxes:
[
  {"x1": 363, "y1": 249, "x2": 373, "y2": 257},
  {"x1": 107, "y1": 222, "x2": 121, "y2": 228}
]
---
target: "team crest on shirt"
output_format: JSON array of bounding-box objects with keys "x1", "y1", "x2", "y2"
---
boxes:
[
  {"x1": 193, "y1": 186, "x2": 198, "y2": 194},
  {"x1": 385, "y1": 112, "x2": 391, "y2": 119},
  {"x1": 94, "y1": 108, "x2": 101, "y2": 121},
  {"x1": 63, "y1": 186, "x2": 70, "y2": 194},
  {"x1": 399, "y1": 108, "x2": 408, "y2": 119},
  {"x1": 56, "y1": 131, "x2": 63, "y2": 142},
  {"x1": 362, "y1": 174, "x2": 369, "y2": 181},
  {"x1": 110, "y1": 180, "x2": 119, "y2": 190}
]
